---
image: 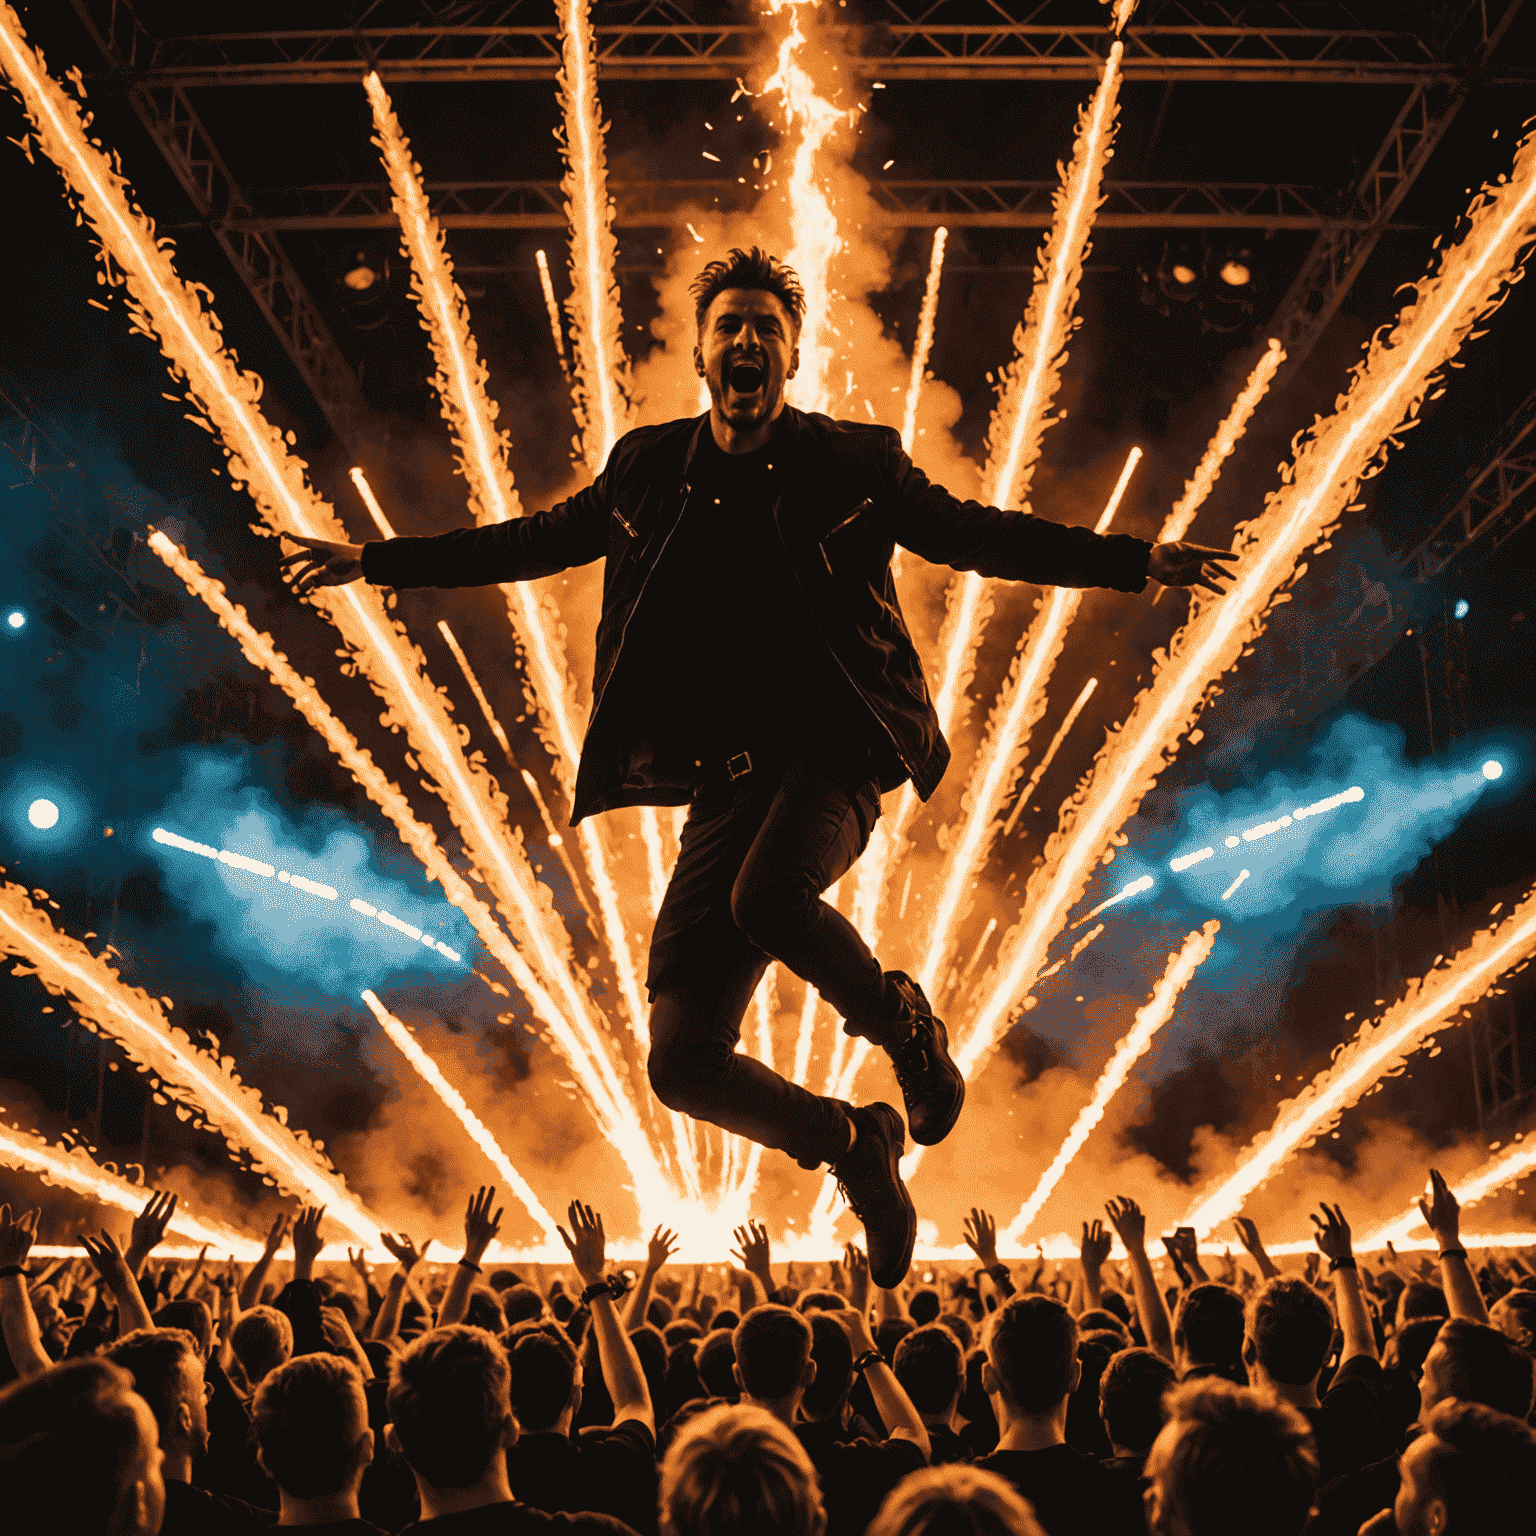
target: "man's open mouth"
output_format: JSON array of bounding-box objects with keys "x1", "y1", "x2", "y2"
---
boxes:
[{"x1": 727, "y1": 359, "x2": 766, "y2": 395}]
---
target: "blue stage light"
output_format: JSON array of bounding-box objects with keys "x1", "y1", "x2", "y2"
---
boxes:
[
  {"x1": 5, "y1": 611, "x2": 23, "y2": 629},
  {"x1": 1454, "y1": 598, "x2": 1469, "y2": 620},
  {"x1": 28, "y1": 798, "x2": 60, "y2": 829},
  {"x1": 1483, "y1": 760, "x2": 1503, "y2": 781}
]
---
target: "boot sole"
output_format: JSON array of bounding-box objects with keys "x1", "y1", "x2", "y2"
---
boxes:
[
  {"x1": 907, "y1": 1017, "x2": 967, "y2": 1147},
  {"x1": 866, "y1": 1102, "x2": 916, "y2": 1288}
]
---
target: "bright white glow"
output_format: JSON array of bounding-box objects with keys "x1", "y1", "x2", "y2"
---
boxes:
[
  {"x1": 5, "y1": 611, "x2": 22, "y2": 629},
  {"x1": 1171, "y1": 263, "x2": 1198, "y2": 285},
  {"x1": 1221, "y1": 868, "x2": 1251, "y2": 901},
  {"x1": 1483, "y1": 760, "x2": 1503, "y2": 780},
  {"x1": 1219, "y1": 260, "x2": 1251, "y2": 287},
  {"x1": 27, "y1": 799, "x2": 59, "y2": 830},
  {"x1": 1454, "y1": 598, "x2": 1470, "y2": 619},
  {"x1": 1169, "y1": 847, "x2": 1214, "y2": 873},
  {"x1": 1294, "y1": 786, "x2": 1366, "y2": 820},
  {"x1": 1071, "y1": 873, "x2": 1154, "y2": 930}
]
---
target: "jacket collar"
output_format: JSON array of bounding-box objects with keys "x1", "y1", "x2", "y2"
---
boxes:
[{"x1": 680, "y1": 403, "x2": 804, "y2": 483}]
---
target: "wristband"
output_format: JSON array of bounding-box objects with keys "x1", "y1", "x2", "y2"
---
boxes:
[
  {"x1": 1327, "y1": 1257, "x2": 1357, "y2": 1274},
  {"x1": 1437, "y1": 1247, "x2": 1467, "y2": 1261},
  {"x1": 0, "y1": 1265, "x2": 28, "y2": 1279},
  {"x1": 580, "y1": 1272, "x2": 633, "y2": 1306},
  {"x1": 851, "y1": 1349, "x2": 884, "y2": 1375},
  {"x1": 988, "y1": 1264, "x2": 1011, "y2": 1281},
  {"x1": 457, "y1": 1258, "x2": 482, "y2": 1274}
]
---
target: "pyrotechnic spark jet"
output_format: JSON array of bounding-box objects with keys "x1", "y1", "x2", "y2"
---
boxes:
[
  {"x1": 961, "y1": 124, "x2": 1536, "y2": 1089},
  {"x1": 917, "y1": 446, "x2": 1139, "y2": 998},
  {"x1": 362, "y1": 990, "x2": 561, "y2": 1246},
  {"x1": 145, "y1": 535, "x2": 672, "y2": 1210},
  {"x1": 1004, "y1": 922, "x2": 1218, "y2": 1243},
  {"x1": 535, "y1": 249, "x2": 571, "y2": 382},
  {"x1": 1067, "y1": 923, "x2": 1105, "y2": 965},
  {"x1": 0, "y1": 1121, "x2": 257, "y2": 1255},
  {"x1": 1364, "y1": 1140, "x2": 1536, "y2": 1249},
  {"x1": 554, "y1": 0, "x2": 631, "y2": 469},
  {"x1": 1003, "y1": 679, "x2": 1100, "y2": 839},
  {"x1": 0, "y1": 876, "x2": 384, "y2": 1246},
  {"x1": 1069, "y1": 874, "x2": 1155, "y2": 930},
  {"x1": 902, "y1": 228, "x2": 948, "y2": 453},
  {"x1": 1180, "y1": 887, "x2": 1536, "y2": 1237},
  {"x1": 349, "y1": 467, "x2": 397, "y2": 539},
  {"x1": 1220, "y1": 869, "x2": 1250, "y2": 900}
]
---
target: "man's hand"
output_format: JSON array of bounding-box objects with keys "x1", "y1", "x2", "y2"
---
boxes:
[
  {"x1": 730, "y1": 1221, "x2": 773, "y2": 1289},
  {"x1": 0, "y1": 1205, "x2": 39, "y2": 1269},
  {"x1": 380, "y1": 1231, "x2": 431, "y2": 1273},
  {"x1": 1311, "y1": 1203, "x2": 1355, "y2": 1267},
  {"x1": 1081, "y1": 1219, "x2": 1113, "y2": 1273},
  {"x1": 1104, "y1": 1197, "x2": 1147, "y2": 1251},
  {"x1": 278, "y1": 534, "x2": 367, "y2": 595},
  {"x1": 845, "y1": 1243, "x2": 872, "y2": 1316},
  {"x1": 260, "y1": 1213, "x2": 291, "y2": 1260},
  {"x1": 292, "y1": 1206, "x2": 326, "y2": 1279},
  {"x1": 320, "y1": 1304, "x2": 375, "y2": 1379},
  {"x1": 557, "y1": 1201, "x2": 608, "y2": 1287},
  {"x1": 463, "y1": 1187, "x2": 504, "y2": 1267},
  {"x1": 1147, "y1": 541, "x2": 1239, "y2": 595},
  {"x1": 646, "y1": 1224, "x2": 679, "y2": 1273},
  {"x1": 125, "y1": 1190, "x2": 178, "y2": 1274},
  {"x1": 962, "y1": 1207, "x2": 1000, "y2": 1269},
  {"x1": 347, "y1": 1247, "x2": 371, "y2": 1284},
  {"x1": 1232, "y1": 1216, "x2": 1281, "y2": 1279},
  {"x1": 1418, "y1": 1169, "x2": 1462, "y2": 1253}
]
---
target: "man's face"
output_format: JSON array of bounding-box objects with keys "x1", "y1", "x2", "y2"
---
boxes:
[
  {"x1": 1393, "y1": 1433, "x2": 1448, "y2": 1536},
  {"x1": 1418, "y1": 1339, "x2": 1449, "y2": 1421},
  {"x1": 1141, "y1": 1421, "x2": 1191, "y2": 1536},
  {"x1": 694, "y1": 287, "x2": 798, "y2": 430}
]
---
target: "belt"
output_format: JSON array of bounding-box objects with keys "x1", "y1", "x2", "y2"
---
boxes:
[{"x1": 690, "y1": 747, "x2": 772, "y2": 800}]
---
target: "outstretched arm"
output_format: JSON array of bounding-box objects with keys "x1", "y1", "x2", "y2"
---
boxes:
[
  {"x1": 962, "y1": 1209, "x2": 1014, "y2": 1297},
  {"x1": 1233, "y1": 1218, "x2": 1281, "y2": 1281},
  {"x1": 1311, "y1": 1204, "x2": 1376, "y2": 1365},
  {"x1": 1419, "y1": 1169, "x2": 1489, "y2": 1324},
  {"x1": 439, "y1": 1187, "x2": 504, "y2": 1328},
  {"x1": 81, "y1": 1232, "x2": 155, "y2": 1338},
  {"x1": 627, "y1": 1224, "x2": 679, "y2": 1329},
  {"x1": 1075, "y1": 1220, "x2": 1112, "y2": 1315},
  {"x1": 1, "y1": 1206, "x2": 50, "y2": 1379},
  {"x1": 832, "y1": 1306, "x2": 929, "y2": 1461},
  {"x1": 1105, "y1": 1198, "x2": 1173, "y2": 1362},
  {"x1": 240, "y1": 1214, "x2": 290, "y2": 1310}
]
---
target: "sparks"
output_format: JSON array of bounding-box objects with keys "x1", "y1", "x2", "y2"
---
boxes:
[
  {"x1": 1069, "y1": 873, "x2": 1155, "y2": 931},
  {"x1": 1364, "y1": 1139, "x2": 1536, "y2": 1249},
  {"x1": 1221, "y1": 868, "x2": 1251, "y2": 900},
  {"x1": 535, "y1": 249, "x2": 571, "y2": 381},
  {"x1": 348, "y1": 466, "x2": 397, "y2": 539},
  {"x1": 901, "y1": 227, "x2": 948, "y2": 453},
  {"x1": 1001, "y1": 678, "x2": 1100, "y2": 839}
]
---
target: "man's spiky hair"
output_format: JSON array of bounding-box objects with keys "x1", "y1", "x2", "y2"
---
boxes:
[{"x1": 691, "y1": 247, "x2": 806, "y2": 335}]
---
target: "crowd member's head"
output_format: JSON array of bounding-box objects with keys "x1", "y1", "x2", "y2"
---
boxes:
[
  {"x1": 229, "y1": 1304, "x2": 293, "y2": 1388},
  {"x1": 1418, "y1": 1317, "x2": 1535, "y2": 1421},
  {"x1": 668, "y1": 1319, "x2": 705, "y2": 1347},
  {"x1": 1099, "y1": 1347, "x2": 1176, "y2": 1456},
  {"x1": 1077, "y1": 1308, "x2": 1131, "y2": 1345},
  {"x1": 253, "y1": 1354, "x2": 373, "y2": 1522},
  {"x1": 982, "y1": 1295, "x2": 1079, "y2": 1428},
  {"x1": 152, "y1": 1299, "x2": 213, "y2": 1359},
  {"x1": 1488, "y1": 1286, "x2": 1536, "y2": 1352},
  {"x1": 1393, "y1": 1397, "x2": 1536, "y2": 1534},
  {"x1": 733, "y1": 1305, "x2": 815, "y2": 1414},
  {"x1": 386, "y1": 1326, "x2": 518, "y2": 1516},
  {"x1": 802, "y1": 1313, "x2": 854, "y2": 1423},
  {"x1": 650, "y1": 1297, "x2": 676, "y2": 1329},
  {"x1": 1172, "y1": 1283, "x2": 1247, "y2": 1379},
  {"x1": 696, "y1": 1330, "x2": 738, "y2": 1400},
  {"x1": 1144, "y1": 1378, "x2": 1317, "y2": 1536},
  {"x1": 711, "y1": 1308, "x2": 740, "y2": 1333},
  {"x1": 463, "y1": 1288, "x2": 506, "y2": 1334},
  {"x1": 796, "y1": 1289, "x2": 847, "y2": 1314},
  {"x1": 877, "y1": 1316, "x2": 915, "y2": 1359},
  {"x1": 633, "y1": 1323, "x2": 670, "y2": 1417},
  {"x1": 909, "y1": 1289, "x2": 942, "y2": 1326},
  {"x1": 867, "y1": 1464, "x2": 1046, "y2": 1536},
  {"x1": 0, "y1": 1358, "x2": 165, "y2": 1536},
  {"x1": 487, "y1": 1268, "x2": 521, "y2": 1294},
  {"x1": 1244, "y1": 1279, "x2": 1336, "y2": 1388},
  {"x1": 894, "y1": 1324, "x2": 965, "y2": 1424},
  {"x1": 1397, "y1": 1281, "x2": 1450, "y2": 1329},
  {"x1": 660, "y1": 1402, "x2": 824, "y2": 1536},
  {"x1": 1099, "y1": 1290, "x2": 1134, "y2": 1333},
  {"x1": 104, "y1": 1327, "x2": 208, "y2": 1481},
  {"x1": 1065, "y1": 1336, "x2": 1117, "y2": 1459},
  {"x1": 500, "y1": 1284, "x2": 545, "y2": 1327},
  {"x1": 667, "y1": 1340, "x2": 706, "y2": 1420},
  {"x1": 1384, "y1": 1316, "x2": 1445, "y2": 1378},
  {"x1": 508, "y1": 1326, "x2": 581, "y2": 1433}
]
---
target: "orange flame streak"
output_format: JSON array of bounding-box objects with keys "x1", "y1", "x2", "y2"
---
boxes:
[
  {"x1": 556, "y1": 0, "x2": 631, "y2": 470},
  {"x1": 901, "y1": 227, "x2": 948, "y2": 453},
  {"x1": 0, "y1": 1121, "x2": 258, "y2": 1256},
  {"x1": 1001, "y1": 677, "x2": 1099, "y2": 839},
  {"x1": 348, "y1": 466, "x2": 397, "y2": 539},
  {"x1": 763, "y1": 1, "x2": 856, "y2": 412},
  {"x1": 915, "y1": 447, "x2": 1140, "y2": 999},
  {"x1": 535, "y1": 248, "x2": 571, "y2": 381},
  {"x1": 0, "y1": 878, "x2": 383, "y2": 1245},
  {"x1": 1003, "y1": 923, "x2": 1218, "y2": 1243},
  {"x1": 144, "y1": 534, "x2": 671, "y2": 1211},
  {"x1": 1364, "y1": 1138, "x2": 1536, "y2": 1249},
  {"x1": 361, "y1": 990, "x2": 562, "y2": 1245},
  {"x1": 1181, "y1": 889, "x2": 1536, "y2": 1237},
  {"x1": 1157, "y1": 340, "x2": 1285, "y2": 545},
  {"x1": 961, "y1": 127, "x2": 1536, "y2": 1090}
]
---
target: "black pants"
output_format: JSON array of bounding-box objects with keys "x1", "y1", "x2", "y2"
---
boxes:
[{"x1": 646, "y1": 753, "x2": 894, "y2": 1168}]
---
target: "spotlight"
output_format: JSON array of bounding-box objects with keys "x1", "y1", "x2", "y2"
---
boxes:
[
  {"x1": 5, "y1": 611, "x2": 23, "y2": 629},
  {"x1": 1171, "y1": 263, "x2": 1198, "y2": 286},
  {"x1": 1155, "y1": 240, "x2": 1203, "y2": 306},
  {"x1": 28, "y1": 798, "x2": 59, "y2": 829},
  {"x1": 1219, "y1": 259, "x2": 1252, "y2": 287},
  {"x1": 342, "y1": 260, "x2": 378, "y2": 292},
  {"x1": 1483, "y1": 760, "x2": 1503, "y2": 781},
  {"x1": 1453, "y1": 598, "x2": 1470, "y2": 620},
  {"x1": 327, "y1": 245, "x2": 392, "y2": 330}
]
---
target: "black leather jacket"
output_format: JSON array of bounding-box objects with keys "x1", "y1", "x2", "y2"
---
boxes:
[{"x1": 360, "y1": 406, "x2": 1152, "y2": 823}]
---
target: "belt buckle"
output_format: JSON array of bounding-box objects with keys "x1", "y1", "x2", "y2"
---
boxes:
[{"x1": 726, "y1": 750, "x2": 753, "y2": 781}]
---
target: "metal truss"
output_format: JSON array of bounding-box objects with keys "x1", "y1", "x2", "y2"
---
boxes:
[
  {"x1": 79, "y1": 1, "x2": 1535, "y2": 87},
  {"x1": 71, "y1": 0, "x2": 376, "y2": 452},
  {"x1": 1471, "y1": 992, "x2": 1530, "y2": 1130},
  {"x1": 1404, "y1": 383, "x2": 1536, "y2": 581},
  {"x1": 227, "y1": 176, "x2": 1389, "y2": 232}
]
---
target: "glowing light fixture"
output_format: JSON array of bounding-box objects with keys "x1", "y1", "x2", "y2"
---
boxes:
[
  {"x1": 1219, "y1": 260, "x2": 1252, "y2": 287},
  {"x1": 1454, "y1": 598, "x2": 1470, "y2": 620},
  {"x1": 1171, "y1": 263, "x2": 1198, "y2": 286},
  {"x1": 5, "y1": 611, "x2": 22, "y2": 629},
  {"x1": 28, "y1": 798, "x2": 59, "y2": 830},
  {"x1": 1483, "y1": 760, "x2": 1503, "y2": 781}
]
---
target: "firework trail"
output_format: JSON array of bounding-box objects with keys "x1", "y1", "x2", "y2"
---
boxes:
[
  {"x1": 1363, "y1": 1139, "x2": 1536, "y2": 1249},
  {"x1": 1001, "y1": 678, "x2": 1099, "y2": 838},
  {"x1": 535, "y1": 249, "x2": 572, "y2": 382},
  {"x1": 902, "y1": 228, "x2": 949, "y2": 453}
]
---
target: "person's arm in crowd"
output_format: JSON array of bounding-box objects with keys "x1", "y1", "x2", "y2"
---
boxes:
[
  {"x1": 626, "y1": 1222, "x2": 679, "y2": 1328},
  {"x1": 1232, "y1": 1217, "x2": 1281, "y2": 1280},
  {"x1": 1311, "y1": 1203, "x2": 1377, "y2": 1365},
  {"x1": 1023, "y1": 1244, "x2": 1046, "y2": 1295},
  {"x1": 688, "y1": 1262, "x2": 704, "y2": 1319},
  {"x1": 172, "y1": 1243, "x2": 210, "y2": 1299},
  {"x1": 439, "y1": 1187, "x2": 504, "y2": 1328},
  {"x1": 1168, "y1": 1227, "x2": 1208, "y2": 1284},
  {"x1": 290, "y1": 1205, "x2": 324, "y2": 1284},
  {"x1": 876, "y1": 1283, "x2": 907, "y2": 1321},
  {"x1": 370, "y1": 1232, "x2": 432, "y2": 1339},
  {"x1": 121, "y1": 1190, "x2": 178, "y2": 1280},
  {"x1": 1075, "y1": 1219, "x2": 1112, "y2": 1315},
  {"x1": 81, "y1": 1231, "x2": 155, "y2": 1336},
  {"x1": 831, "y1": 1265, "x2": 930, "y2": 1461},
  {"x1": 962, "y1": 1207, "x2": 1015, "y2": 1297},
  {"x1": 730, "y1": 1220, "x2": 776, "y2": 1304},
  {"x1": 348, "y1": 1247, "x2": 384, "y2": 1326},
  {"x1": 320, "y1": 1303, "x2": 376, "y2": 1381},
  {"x1": 559, "y1": 1200, "x2": 654, "y2": 1435},
  {"x1": 213, "y1": 1260, "x2": 239, "y2": 1375},
  {"x1": 1106, "y1": 1197, "x2": 1174, "y2": 1362},
  {"x1": 273, "y1": 1206, "x2": 327, "y2": 1357},
  {"x1": 239, "y1": 1214, "x2": 290, "y2": 1310},
  {"x1": 1417, "y1": 1168, "x2": 1489, "y2": 1324},
  {"x1": 735, "y1": 1265, "x2": 766, "y2": 1312},
  {"x1": 370, "y1": 1268, "x2": 409, "y2": 1342},
  {"x1": 0, "y1": 1205, "x2": 50, "y2": 1379}
]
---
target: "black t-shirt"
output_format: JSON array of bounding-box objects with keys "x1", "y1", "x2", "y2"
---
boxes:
[
  {"x1": 1302, "y1": 1355, "x2": 1391, "y2": 1487},
  {"x1": 975, "y1": 1445, "x2": 1144, "y2": 1536},
  {"x1": 926, "y1": 1423, "x2": 974, "y2": 1465},
  {"x1": 273, "y1": 1523, "x2": 386, "y2": 1536},
  {"x1": 794, "y1": 1421, "x2": 927, "y2": 1536},
  {"x1": 639, "y1": 425, "x2": 876, "y2": 772},
  {"x1": 1305, "y1": 1452, "x2": 1401, "y2": 1536},
  {"x1": 506, "y1": 1420, "x2": 658, "y2": 1536},
  {"x1": 397, "y1": 1502, "x2": 638, "y2": 1536},
  {"x1": 158, "y1": 1479, "x2": 275, "y2": 1536}
]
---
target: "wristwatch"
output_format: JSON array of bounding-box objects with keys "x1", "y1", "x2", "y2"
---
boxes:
[{"x1": 580, "y1": 1272, "x2": 633, "y2": 1306}]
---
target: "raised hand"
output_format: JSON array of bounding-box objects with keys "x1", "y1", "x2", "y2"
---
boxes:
[
  {"x1": 278, "y1": 534, "x2": 367, "y2": 596},
  {"x1": 1147, "y1": 541, "x2": 1239, "y2": 596},
  {"x1": 1311, "y1": 1203, "x2": 1354, "y2": 1266},
  {"x1": 1302, "y1": 1250, "x2": 1322, "y2": 1285},
  {"x1": 292, "y1": 1205, "x2": 327, "y2": 1279},
  {"x1": 845, "y1": 1242, "x2": 872, "y2": 1315},
  {"x1": 0, "y1": 1205, "x2": 39, "y2": 1269},
  {"x1": 1081, "y1": 1219, "x2": 1113, "y2": 1272},
  {"x1": 1104, "y1": 1196, "x2": 1147, "y2": 1251},
  {"x1": 261, "y1": 1213, "x2": 291, "y2": 1260},
  {"x1": 557, "y1": 1200, "x2": 607, "y2": 1286},
  {"x1": 462, "y1": 1187, "x2": 504, "y2": 1265},
  {"x1": 962, "y1": 1208, "x2": 1000, "y2": 1269},
  {"x1": 1418, "y1": 1169, "x2": 1462, "y2": 1252},
  {"x1": 730, "y1": 1221, "x2": 772, "y2": 1284},
  {"x1": 646, "y1": 1224, "x2": 679, "y2": 1273},
  {"x1": 126, "y1": 1190, "x2": 178, "y2": 1273},
  {"x1": 1232, "y1": 1217, "x2": 1266, "y2": 1259},
  {"x1": 379, "y1": 1231, "x2": 431, "y2": 1273},
  {"x1": 347, "y1": 1247, "x2": 371, "y2": 1283},
  {"x1": 81, "y1": 1230, "x2": 133, "y2": 1281}
]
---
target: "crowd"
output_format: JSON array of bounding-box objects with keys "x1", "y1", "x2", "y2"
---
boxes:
[{"x1": 1, "y1": 1165, "x2": 1533, "y2": 1535}]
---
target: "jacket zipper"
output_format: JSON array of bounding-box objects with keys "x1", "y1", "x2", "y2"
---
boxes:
[
  {"x1": 613, "y1": 507, "x2": 637, "y2": 538},
  {"x1": 818, "y1": 499, "x2": 872, "y2": 575}
]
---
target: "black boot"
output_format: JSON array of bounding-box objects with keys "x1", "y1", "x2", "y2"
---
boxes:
[
  {"x1": 830, "y1": 1102, "x2": 915, "y2": 1289},
  {"x1": 880, "y1": 971, "x2": 965, "y2": 1146}
]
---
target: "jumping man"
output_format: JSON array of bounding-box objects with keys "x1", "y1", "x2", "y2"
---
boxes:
[{"x1": 281, "y1": 248, "x2": 1236, "y2": 1286}]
